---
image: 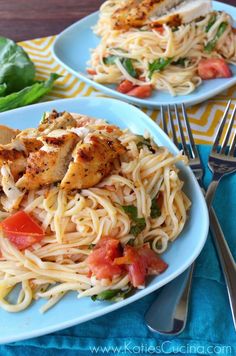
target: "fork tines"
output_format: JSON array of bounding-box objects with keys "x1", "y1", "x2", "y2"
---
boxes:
[
  {"x1": 211, "y1": 100, "x2": 236, "y2": 157},
  {"x1": 161, "y1": 102, "x2": 236, "y2": 159},
  {"x1": 160, "y1": 104, "x2": 199, "y2": 161}
]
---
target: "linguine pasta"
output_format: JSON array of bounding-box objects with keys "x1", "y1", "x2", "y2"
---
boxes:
[
  {"x1": 0, "y1": 114, "x2": 190, "y2": 313},
  {"x1": 88, "y1": 0, "x2": 236, "y2": 96}
]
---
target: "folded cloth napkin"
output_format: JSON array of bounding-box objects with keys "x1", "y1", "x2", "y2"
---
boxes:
[{"x1": 2, "y1": 145, "x2": 236, "y2": 356}]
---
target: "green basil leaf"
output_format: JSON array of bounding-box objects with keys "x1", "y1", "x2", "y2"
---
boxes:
[
  {"x1": 148, "y1": 58, "x2": 173, "y2": 78},
  {"x1": 172, "y1": 27, "x2": 179, "y2": 32},
  {"x1": 173, "y1": 58, "x2": 186, "y2": 67},
  {"x1": 0, "y1": 83, "x2": 7, "y2": 97},
  {"x1": 103, "y1": 55, "x2": 118, "y2": 65},
  {"x1": 206, "y1": 14, "x2": 217, "y2": 32},
  {"x1": 122, "y1": 204, "x2": 146, "y2": 236},
  {"x1": 122, "y1": 205, "x2": 138, "y2": 220},
  {"x1": 91, "y1": 290, "x2": 120, "y2": 301},
  {"x1": 121, "y1": 58, "x2": 137, "y2": 78},
  {"x1": 0, "y1": 36, "x2": 35, "y2": 94},
  {"x1": 216, "y1": 22, "x2": 228, "y2": 38},
  {"x1": 91, "y1": 288, "x2": 132, "y2": 302},
  {"x1": 104, "y1": 56, "x2": 137, "y2": 78},
  {"x1": 130, "y1": 218, "x2": 146, "y2": 237},
  {"x1": 137, "y1": 136, "x2": 155, "y2": 152},
  {"x1": 204, "y1": 22, "x2": 228, "y2": 53},
  {"x1": 40, "y1": 112, "x2": 47, "y2": 124},
  {"x1": 0, "y1": 73, "x2": 61, "y2": 112},
  {"x1": 151, "y1": 195, "x2": 161, "y2": 219}
]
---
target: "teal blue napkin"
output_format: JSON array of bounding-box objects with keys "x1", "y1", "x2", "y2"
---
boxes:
[{"x1": 2, "y1": 145, "x2": 236, "y2": 355}]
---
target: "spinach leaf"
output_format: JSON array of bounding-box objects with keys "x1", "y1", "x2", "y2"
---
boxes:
[
  {"x1": 150, "y1": 195, "x2": 161, "y2": 219},
  {"x1": 130, "y1": 218, "x2": 146, "y2": 237},
  {"x1": 103, "y1": 55, "x2": 118, "y2": 65},
  {"x1": 172, "y1": 27, "x2": 179, "y2": 32},
  {"x1": 204, "y1": 22, "x2": 228, "y2": 53},
  {"x1": 122, "y1": 205, "x2": 146, "y2": 236},
  {"x1": 206, "y1": 14, "x2": 217, "y2": 32},
  {"x1": 91, "y1": 288, "x2": 132, "y2": 302},
  {"x1": 148, "y1": 58, "x2": 173, "y2": 78},
  {"x1": 122, "y1": 205, "x2": 138, "y2": 220},
  {"x1": 0, "y1": 73, "x2": 60, "y2": 112},
  {"x1": 0, "y1": 83, "x2": 7, "y2": 96},
  {"x1": 173, "y1": 58, "x2": 186, "y2": 67},
  {"x1": 0, "y1": 37, "x2": 35, "y2": 94},
  {"x1": 137, "y1": 135, "x2": 155, "y2": 153},
  {"x1": 103, "y1": 55, "x2": 137, "y2": 78},
  {"x1": 40, "y1": 112, "x2": 47, "y2": 124},
  {"x1": 122, "y1": 58, "x2": 138, "y2": 78}
]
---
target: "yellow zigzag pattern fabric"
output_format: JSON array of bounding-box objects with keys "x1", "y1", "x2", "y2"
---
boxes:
[{"x1": 19, "y1": 36, "x2": 236, "y2": 145}]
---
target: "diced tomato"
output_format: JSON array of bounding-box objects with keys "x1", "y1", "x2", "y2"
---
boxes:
[
  {"x1": 138, "y1": 245, "x2": 168, "y2": 275},
  {"x1": 153, "y1": 26, "x2": 164, "y2": 35},
  {"x1": 120, "y1": 245, "x2": 146, "y2": 287},
  {"x1": 0, "y1": 211, "x2": 45, "y2": 250},
  {"x1": 198, "y1": 58, "x2": 232, "y2": 80},
  {"x1": 87, "y1": 68, "x2": 97, "y2": 75},
  {"x1": 116, "y1": 80, "x2": 135, "y2": 94},
  {"x1": 115, "y1": 245, "x2": 168, "y2": 287},
  {"x1": 87, "y1": 237, "x2": 123, "y2": 280},
  {"x1": 87, "y1": 237, "x2": 168, "y2": 286},
  {"x1": 127, "y1": 85, "x2": 152, "y2": 98}
]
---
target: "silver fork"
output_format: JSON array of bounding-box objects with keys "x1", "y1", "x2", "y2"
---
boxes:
[
  {"x1": 145, "y1": 103, "x2": 236, "y2": 334},
  {"x1": 206, "y1": 100, "x2": 236, "y2": 207}
]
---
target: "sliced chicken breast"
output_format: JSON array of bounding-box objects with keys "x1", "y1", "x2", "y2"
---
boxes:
[
  {"x1": 0, "y1": 164, "x2": 25, "y2": 212},
  {"x1": 38, "y1": 111, "x2": 78, "y2": 134},
  {"x1": 112, "y1": 0, "x2": 183, "y2": 30},
  {"x1": 0, "y1": 140, "x2": 27, "y2": 180},
  {"x1": 151, "y1": 0, "x2": 212, "y2": 27},
  {"x1": 16, "y1": 128, "x2": 42, "y2": 152},
  {"x1": 0, "y1": 125, "x2": 20, "y2": 145},
  {"x1": 16, "y1": 130, "x2": 78, "y2": 190},
  {"x1": 61, "y1": 133, "x2": 126, "y2": 190}
]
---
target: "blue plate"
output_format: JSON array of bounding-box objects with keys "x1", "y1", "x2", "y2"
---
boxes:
[
  {"x1": 52, "y1": 1, "x2": 236, "y2": 109},
  {"x1": 0, "y1": 98, "x2": 209, "y2": 343}
]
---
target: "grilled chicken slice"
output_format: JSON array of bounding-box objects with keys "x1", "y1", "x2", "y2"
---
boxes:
[
  {"x1": 0, "y1": 131, "x2": 44, "y2": 181},
  {"x1": 1, "y1": 164, "x2": 25, "y2": 212},
  {"x1": 16, "y1": 128, "x2": 43, "y2": 153},
  {"x1": 61, "y1": 133, "x2": 125, "y2": 190},
  {"x1": 0, "y1": 125, "x2": 20, "y2": 145},
  {"x1": 16, "y1": 130, "x2": 78, "y2": 190},
  {"x1": 151, "y1": 0, "x2": 212, "y2": 27},
  {"x1": 38, "y1": 111, "x2": 78, "y2": 134},
  {"x1": 0, "y1": 141, "x2": 27, "y2": 180},
  {"x1": 111, "y1": 0, "x2": 183, "y2": 30}
]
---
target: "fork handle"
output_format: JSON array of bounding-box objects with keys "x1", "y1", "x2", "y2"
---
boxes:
[
  {"x1": 205, "y1": 175, "x2": 221, "y2": 208},
  {"x1": 209, "y1": 208, "x2": 236, "y2": 330}
]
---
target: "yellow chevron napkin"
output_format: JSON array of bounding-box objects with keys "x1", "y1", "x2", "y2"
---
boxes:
[{"x1": 19, "y1": 35, "x2": 236, "y2": 145}]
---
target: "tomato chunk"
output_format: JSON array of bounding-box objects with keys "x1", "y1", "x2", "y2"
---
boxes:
[
  {"x1": 127, "y1": 85, "x2": 152, "y2": 98},
  {"x1": 0, "y1": 211, "x2": 44, "y2": 250},
  {"x1": 115, "y1": 245, "x2": 168, "y2": 287},
  {"x1": 121, "y1": 245, "x2": 146, "y2": 287},
  {"x1": 87, "y1": 237, "x2": 123, "y2": 280},
  {"x1": 138, "y1": 245, "x2": 168, "y2": 275},
  {"x1": 198, "y1": 58, "x2": 232, "y2": 80},
  {"x1": 153, "y1": 26, "x2": 164, "y2": 35},
  {"x1": 87, "y1": 68, "x2": 97, "y2": 75},
  {"x1": 116, "y1": 80, "x2": 135, "y2": 94},
  {"x1": 87, "y1": 237, "x2": 168, "y2": 286}
]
